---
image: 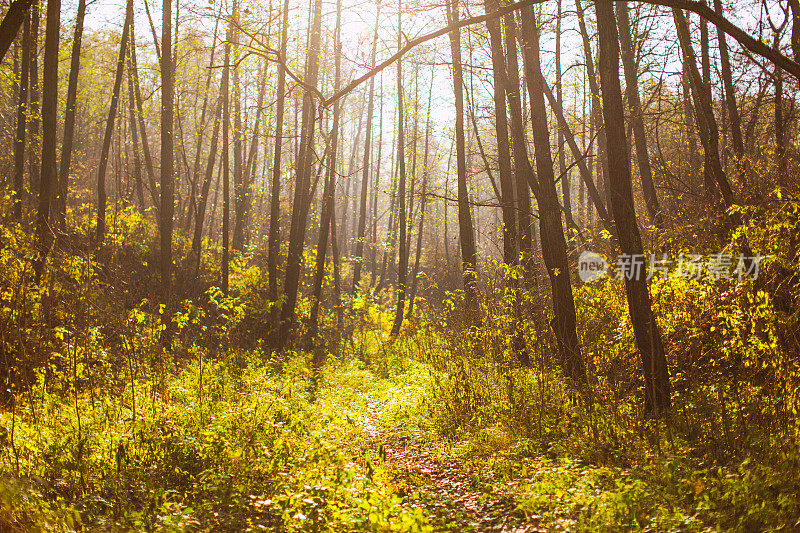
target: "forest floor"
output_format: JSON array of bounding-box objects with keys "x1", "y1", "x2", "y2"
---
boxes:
[
  {"x1": 359, "y1": 398, "x2": 539, "y2": 532},
  {"x1": 4, "y1": 346, "x2": 799, "y2": 531}
]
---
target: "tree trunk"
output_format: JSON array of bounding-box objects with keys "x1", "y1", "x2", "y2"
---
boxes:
[
  {"x1": 129, "y1": 32, "x2": 159, "y2": 209},
  {"x1": 390, "y1": 0, "x2": 410, "y2": 337},
  {"x1": 54, "y1": 0, "x2": 85, "y2": 227},
  {"x1": 12, "y1": 8, "x2": 29, "y2": 219},
  {"x1": 597, "y1": 0, "x2": 670, "y2": 412},
  {"x1": 575, "y1": 0, "x2": 610, "y2": 214},
  {"x1": 160, "y1": 0, "x2": 174, "y2": 300},
  {"x1": 352, "y1": 1, "x2": 381, "y2": 293},
  {"x1": 406, "y1": 72, "x2": 433, "y2": 320},
  {"x1": 540, "y1": 79, "x2": 614, "y2": 232},
  {"x1": 556, "y1": 0, "x2": 572, "y2": 228},
  {"x1": 232, "y1": 11, "x2": 245, "y2": 253},
  {"x1": 443, "y1": 0, "x2": 478, "y2": 321},
  {"x1": 33, "y1": 0, "x2": 58, "y2": 282},
  {"x1": 307, "y1": 0, "x2": 342, "y2": 347},
  {"x1": 268, "y1": 0, "x2": 290, "y2": 302},
  {"x1": 191, "y1": 97, "x2": 222, "y2": 268},
  {"x1": 96, "y1": 0, "x2": 132, "y2": 240},
  {"x1": 27, "y1": 1, "x2": 38, "y2": 194},
  {"x1": 276, "y1": 0, "x2": 324, "y2": 349},
  {"x1": 502, "y1": 6, "x2": 536, "y2": 271},
  {"x1": 518, "y1": 5, "x2": 586, "y2": 384},
  {"x1": 478, "y1": 0, "x2": 519, "y2": 265},
  {"x1": 0, "y1": 0, "x2": 35, "y2": 64},
  {"x1": 616, "y1": 1, "x2": 662, "y2": 226},
  {"x1": 673, "y1": 9, "x2": 735, "y2": 207},
  {"x1": 221, "y1": 10, "x2": 232, "y2": 295},
  {"x1": 713, "y1": 0, "x2": 743, "y2": 158},
  {"x1": 126, "y1": 57, "x2": 145, "y2": 211}
]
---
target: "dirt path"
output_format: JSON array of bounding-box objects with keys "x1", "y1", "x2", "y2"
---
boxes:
[{"x1": 362, "y1": 406, "x2": 542, "y2": 532}]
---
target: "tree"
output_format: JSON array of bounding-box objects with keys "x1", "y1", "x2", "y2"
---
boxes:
[
  {"x1": 597, "y1": 0, "x2": 670, "y2": 412},
  {"x1": 482, "y1": 0, "x2": 517, "y2": 268},
  {"x1": 352, "y1": 0, "x2": 381, "y2": 293},
  {"x1": 307, "y1": 0, "x2": 343, "y2": 347},
  {"x1": 95, "y1": 0, "x2": 133, "y2": 240},
  {"x1": 390, "y1": 0, "x2": 410, "y2": 337},
  {"x1": 444, "y1": 0, "x2": 478, "y2": 320},
  {"x1": 0, "y1": 0, "x2": 35, "y2": 65},
  {"x1": 33, "y1": 0, "x2": 59, "y2": 282},
  {"x1": 276, "y1": 0, "x2": 324, "y2": 349},
  {"x1": 160, "y1": 0, "x2": 174, "y2": 301},
  {"x1": 268, "y1": 0, "x2": 290, "y2": 303},
  {"x1": 12, "y1": 7, "x2": 30, "y2": 219},
  {"x1": 518, "y1": 5, "x2": 586, "y2": 384},
  {"x1": 55, "y1": 0, "x2": 86, "y2": 227},
  {"x1": 616, "y1": 1, "x2": 662, "y2": 226}
]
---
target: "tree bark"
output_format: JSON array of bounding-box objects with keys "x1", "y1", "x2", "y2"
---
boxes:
[
  {"x1": 160, "y1": 0, "x2": 174, "y2": 300},
  {"x1": 221, "y1": 9, "x2": 232, "y2": 295},
  {"x1": 0, "y1": 0, "x2": 35, "y2": 64},
  {"x1": 481, "y1": 2, "x2": 518, "y2": 267},
  {"x1": 501, "y1": 2, "x2": 536, "y2": 269},
  {"x1": 713, "y1": 0, "x2": 743, "y2": 158}
]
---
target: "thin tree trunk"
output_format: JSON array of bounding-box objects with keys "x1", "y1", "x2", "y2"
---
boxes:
[
  {"x1": 352, "y1": 1, "x2": 381, "y2": 293},
  {"x1": 276, "y1": 0, "x2": 324, "y2": 349},
  {"x1": 518, "y1": 5, "x2": 586, "y2": 383},
  {"x1": 27, "y1": 1, "x2": 38, "y2": 194},
  {"x1": 575, "y1": 0, "x2": 610, "y2": 213},
  {"x1": 443, "y1": 0, "x2": 478, "y2": 321},
  {"x1": 95, "y1": 0, "x2": 132, "y2": 240},
  {"x1": 483, "y1": 0, "x2": 517, "y2": 267},
  {"x1": 186, "y1": 11, "x2": 220, "y2": 233},
  {"x1": 406, "y1": 71, "x2": 433, "y2": 320},
  {"x1": 268, "y1": 0, "x2": 290, "y2": 302},
  {"x1": 540, "y1": 80, "x2": 614, "y2": 232},
  {"x1": 126, "y1": 59, "x2": 145, "y2": 210},
  {"x1": 12, "y1": 8, "x2": 29, "y2": 219},
  {"x1": 129, "y1": 32, "x2": 159, "y2": 209},
  {"x1": 221, "y1": 9, "x2": 232, "y2": 295},
  {"x1": 33, "y1": 0, "x2": 58, "y2": 282},
  {"x1": 502, "y1": 5, "x2": 535, "y2": 268},
  {"x1": 390, "y1": 0, "x2": 410, "y2": 337},
  {"x1": 55, "y1": 0, "x2": 85, "y2": 227},
  {"x1": 616, "y1": 1, "x2": 662, "y2": 226},
  {"x1": 191, "y1": 97, "x2": 222, "y2": 268},
  {"x1": 307, "y1": 0, "x2": 342, "y2": 347},
  {"x1": 556, "y1": 0, "x2": 572, "y2": 228},
  {"x1": 597, "y1": 0, "x2": 670, "y2": 412},
  {"x1": 700, "y1": 5, "x2": 715, "y2": 196},
  {"x1": 674, "y1": 9, "x2": 735, "y2": 207},
  {"x1": 232, "y1": 11, "x2": 245, "y2": 253},
  {"x1": 713, "y1": 0, "x2": 743, "y2": 158}
]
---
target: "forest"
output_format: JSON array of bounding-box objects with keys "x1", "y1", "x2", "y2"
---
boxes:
[{"x1": 0, "y1": 0, "x2": 799, "y2": 528}]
